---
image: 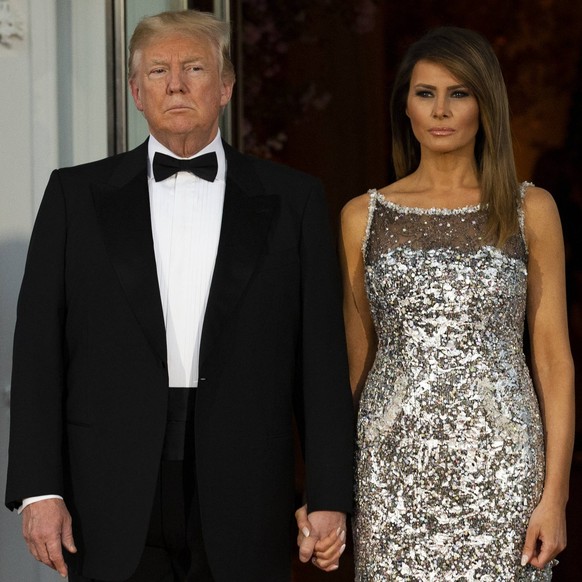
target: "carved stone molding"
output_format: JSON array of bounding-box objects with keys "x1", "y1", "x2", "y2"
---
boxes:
[{"x1": 0, "y1": 0, "x2": 25, "y2": 48}]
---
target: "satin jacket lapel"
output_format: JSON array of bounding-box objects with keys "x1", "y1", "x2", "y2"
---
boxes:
[
  {"x1": 93, "y1": 140, "x2": 167, "y2": 363},
  {"x1": 199, "y1": 144, "x2": 277, "y2": 368}
]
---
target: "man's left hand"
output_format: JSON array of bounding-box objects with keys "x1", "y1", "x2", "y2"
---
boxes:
[{"x1": 296, "y1": 505, "x2": 347, "y2": 572}]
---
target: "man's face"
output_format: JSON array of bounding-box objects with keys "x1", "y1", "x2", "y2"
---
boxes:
[{"x1": 130, "y1": 33, "x2": 233, "y2": 152}]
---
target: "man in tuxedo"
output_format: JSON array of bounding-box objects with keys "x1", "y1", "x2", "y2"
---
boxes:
[{"x1": 5, "y1": 9, "x2": 353, "y2": 582}]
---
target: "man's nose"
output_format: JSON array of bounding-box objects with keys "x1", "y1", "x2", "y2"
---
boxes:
[{"x1": 167, "y1": 69, "x2": 186, "y2": 93}]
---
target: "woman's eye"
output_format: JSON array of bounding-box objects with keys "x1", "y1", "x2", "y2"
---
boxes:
[
  {"x1": 415, "y1": 90, "x2": 433, "y2": 98},
  {"x1": 452, "y1": 90, "x2": 470, "y2": 98}
]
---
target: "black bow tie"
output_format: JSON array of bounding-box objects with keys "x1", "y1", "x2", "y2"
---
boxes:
[{"x1": 153, "y1": 151, "x2": 218, "y2": 183}]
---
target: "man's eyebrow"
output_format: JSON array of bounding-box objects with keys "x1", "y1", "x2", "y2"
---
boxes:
[{"x1": 148, "y1": 55, "x2": 206, "y2": 65}]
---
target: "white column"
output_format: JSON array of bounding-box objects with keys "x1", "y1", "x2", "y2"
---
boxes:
[{"x1": 0, "y1": 1, "x2": 106, "y2": 580}]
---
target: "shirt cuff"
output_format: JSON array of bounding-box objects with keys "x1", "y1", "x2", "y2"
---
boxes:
[{"x1": 18, "y1": 495, "x2": 64, "y2": 515}]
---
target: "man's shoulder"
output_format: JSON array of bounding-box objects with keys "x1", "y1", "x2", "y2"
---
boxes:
[
  {"x1": 226, "y1": 146, "x2": 322, "y2": 192},
  {"x1": 56, "y1": 142, "x2": 147, "y2": 181},
  {"x1": 251, "y1": 156, "x2": 318, "y2": 183}
]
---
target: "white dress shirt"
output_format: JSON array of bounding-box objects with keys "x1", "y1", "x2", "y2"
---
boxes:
[
  {"x1": 20, "y1": 131, "x2": 226, "y2": 512},
  {"x1": 148, "y1": 132, "x2": 225, "y2": 388}
]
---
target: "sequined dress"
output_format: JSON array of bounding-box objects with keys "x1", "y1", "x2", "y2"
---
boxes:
[{"x1": 354, "y1": 185, "x2": 552, "y2": 581}]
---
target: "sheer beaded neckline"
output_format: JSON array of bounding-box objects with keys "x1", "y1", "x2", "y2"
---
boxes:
[
  {"x1": 364, "y1": 187, "x2": 526, "y2": 262},
  {"x1": 371, "y1": 189, "x2": 483, "y2": 215}
]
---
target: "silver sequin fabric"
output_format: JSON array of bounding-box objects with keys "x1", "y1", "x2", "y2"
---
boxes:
[{"x1": 354, "y1": 184, "x2": 553, "y2": 581}]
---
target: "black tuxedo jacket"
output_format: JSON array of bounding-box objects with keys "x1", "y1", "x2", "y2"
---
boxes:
[{"x1": 5, "y1": 140, "x2": 354, "y2": 581}]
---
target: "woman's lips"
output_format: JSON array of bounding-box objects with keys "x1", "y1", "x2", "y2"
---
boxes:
[{"x1": 429, "y1": 127, "x2": 456, "y2": 136}]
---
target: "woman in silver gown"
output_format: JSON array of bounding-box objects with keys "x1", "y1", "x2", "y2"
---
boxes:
[{"x1": 297, "y1": 27, "x2": 574, "y2": 580}]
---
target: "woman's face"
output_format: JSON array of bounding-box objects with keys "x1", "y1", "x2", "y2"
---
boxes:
[{"x1": 406, "y1": 60, "x2": 480, "y2": 157}]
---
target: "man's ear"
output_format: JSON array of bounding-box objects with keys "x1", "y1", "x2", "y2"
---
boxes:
[
  {"x1": 129, "y1": 79, "x2": 144, "y2": 112},
  {"x1": 220, "y1": 78, "x2": 235, "y2": 109}
]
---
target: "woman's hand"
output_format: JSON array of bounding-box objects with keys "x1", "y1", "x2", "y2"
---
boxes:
[
  {"x1": 296, "y1": 504, "x2": 347, "y2": 572},
  {"x1": 521, "y1": 498, "x2": 566, "y2": 569}
]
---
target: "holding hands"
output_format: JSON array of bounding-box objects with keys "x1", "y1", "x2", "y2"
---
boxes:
[{"x1": 296, "y1": 505, "x2": 347, "y2": 572}]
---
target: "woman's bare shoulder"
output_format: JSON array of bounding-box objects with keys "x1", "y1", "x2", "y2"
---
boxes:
[
  {"x1": 523, "y1": 184, "x2": 556, "y2": 210},
  {"x1": 340, "y1": 192, "x2": 375, "y2": 243},
  {"x1": 523, "y1": 185, "x2": 560, "y2": 227},
  {"x1": 522, "y1": 184, "x2": 563, "y2": 247},
  {"x1": 342, "y1": 191, "x2": 371, "y2": 217}
]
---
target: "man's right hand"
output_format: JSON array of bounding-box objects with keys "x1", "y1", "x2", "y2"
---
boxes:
[{"x1": 22, "y1": 498, "x2": 77, "y2": 577}]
